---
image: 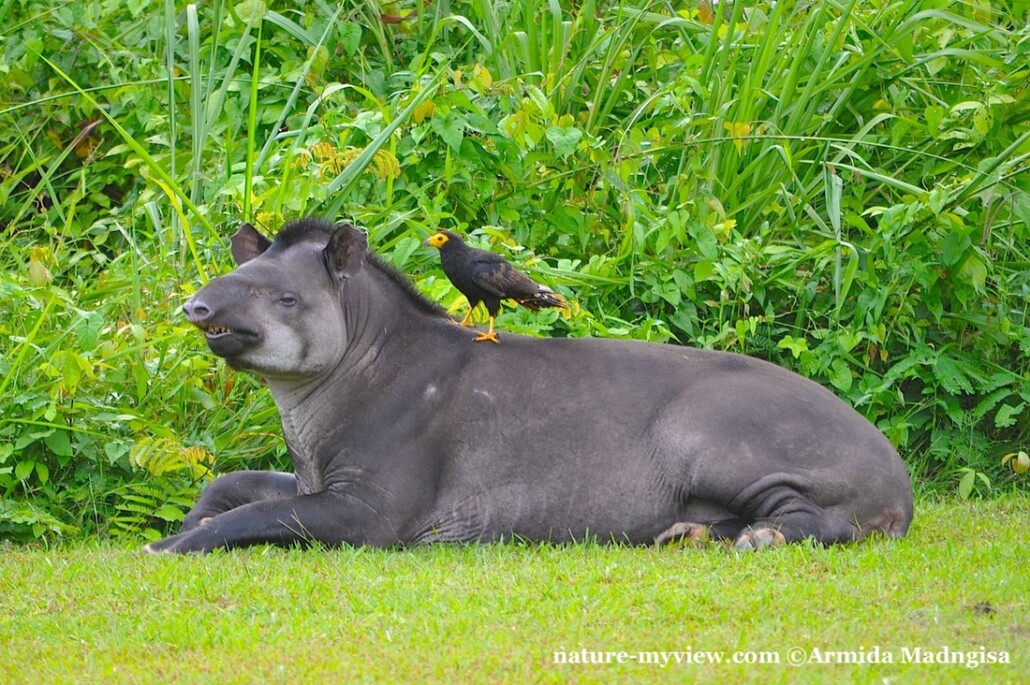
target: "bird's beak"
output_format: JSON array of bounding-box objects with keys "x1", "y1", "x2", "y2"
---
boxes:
[{"x1": 422, "y1": 238, "x2": 432, "y2": 247}]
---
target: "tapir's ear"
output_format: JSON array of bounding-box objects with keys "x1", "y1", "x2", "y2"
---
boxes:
[
  {"x1": 324, "y1": 222, "x2": 368, "y2": 280},
  {"x1": 230, "y1": 223, "x2": 273, "y2": 265}
]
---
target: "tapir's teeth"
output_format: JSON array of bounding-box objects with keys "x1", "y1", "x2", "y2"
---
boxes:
[{"x1": 206, "y1": 325, "x2": 233, "y2": 337}]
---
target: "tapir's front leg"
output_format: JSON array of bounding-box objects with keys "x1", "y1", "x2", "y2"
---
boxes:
[
  {"x1": 177, "y1": 470, "x2": 297, "y2": 534},
  {"x1": 144, "y1": 486, "x2": 399, "y2": 553}
]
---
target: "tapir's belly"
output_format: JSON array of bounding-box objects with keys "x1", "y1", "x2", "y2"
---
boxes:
[{"x1": 410, "y1": 468, "x2": 736, "y2": 545}]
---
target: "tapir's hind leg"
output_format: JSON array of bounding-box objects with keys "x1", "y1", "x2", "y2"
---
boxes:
[
  {"x1": 179, "y1": 471, "x2": 297, "y2": 533},
  {"x1": 657, "y1": 482, "x2": 860, "y2": 551},
  {"x1": 727, "y1": 482, "x2": 858, "y2": 551}
]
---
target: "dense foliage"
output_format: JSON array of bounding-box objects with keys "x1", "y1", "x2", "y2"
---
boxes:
[{"x1": 1, "y1": 0, "x2": 1026, "y2": 542}]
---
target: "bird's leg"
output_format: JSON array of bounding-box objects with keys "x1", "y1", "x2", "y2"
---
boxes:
[
  {"x1": 456, "y1": 306, "x2": 476, "y2": 328},
  {"x1": 473, "y1": 316, "x2": 500, "y2": 344}
]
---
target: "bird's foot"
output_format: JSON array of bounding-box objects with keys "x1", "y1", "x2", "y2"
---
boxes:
[{"x1": 473, "y1": 331, "x2": 500, "y2": 344}]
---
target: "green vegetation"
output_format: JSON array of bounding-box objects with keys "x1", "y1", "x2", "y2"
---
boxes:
[
  {"x1": 1, "y1": 0, "x2": 1027, "y2": 542},
  {"x1": 0, "y1": 497, "x2": 1027, "y2": 683}
]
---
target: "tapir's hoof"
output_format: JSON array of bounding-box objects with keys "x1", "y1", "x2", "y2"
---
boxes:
[
  {"x1": 733, "y1": 527, "x2": 786, "y2": 551},
  {"x1": 655, "y1": 522, "x2": 710, "y2": 547}
]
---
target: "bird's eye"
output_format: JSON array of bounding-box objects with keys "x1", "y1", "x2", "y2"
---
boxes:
[{"x1": 280, "y1": 293, "x2": 298, "y2": 306}]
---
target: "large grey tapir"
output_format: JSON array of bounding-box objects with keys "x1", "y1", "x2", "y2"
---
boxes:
[{"x1": 145, "y1": 218, "x2": 913, "y2": 554}]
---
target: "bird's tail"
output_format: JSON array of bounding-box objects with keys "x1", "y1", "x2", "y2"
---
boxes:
[{"x1": 515, "y1": 286, "x2": 566, "y2": 311}]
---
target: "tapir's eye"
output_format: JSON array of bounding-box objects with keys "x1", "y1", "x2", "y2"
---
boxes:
[{"x1": 280, "y1": 293, "x2": 298, "y2": 307}]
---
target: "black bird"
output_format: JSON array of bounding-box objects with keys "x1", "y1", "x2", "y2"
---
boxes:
[{"x1": 423, "y1": 230, "x2": 564, "y2": 344}]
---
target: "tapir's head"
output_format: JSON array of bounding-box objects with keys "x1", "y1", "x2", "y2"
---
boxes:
[{"x1": 183, "y1": 218, "x2": 367, "y2": 380}]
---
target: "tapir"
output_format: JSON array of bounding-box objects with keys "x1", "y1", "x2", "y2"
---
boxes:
[{"x1": 144, "y1": 218, "x2": 913, "y2": 554}]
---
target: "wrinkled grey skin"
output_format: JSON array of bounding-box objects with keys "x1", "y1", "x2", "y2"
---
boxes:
[{"x1": 145, "y1": 218, "x2": 913, "y2": 554}]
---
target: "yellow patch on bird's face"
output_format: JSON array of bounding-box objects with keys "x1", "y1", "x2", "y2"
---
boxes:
[{"x1": 424, "y1": 232, "x2": 450, "y2": 248}]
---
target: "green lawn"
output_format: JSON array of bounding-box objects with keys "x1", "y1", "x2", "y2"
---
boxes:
[{"x1": 0, "y1": 496, "x2": 1026, "y2": 684}]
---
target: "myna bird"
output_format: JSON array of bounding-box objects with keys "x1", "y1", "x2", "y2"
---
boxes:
[{"x1": 423, "y1": 230, "x2": 565, "y2": 344}]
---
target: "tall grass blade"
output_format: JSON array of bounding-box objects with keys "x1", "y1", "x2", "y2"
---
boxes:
[
  {"x1": 163, "y1": 0, "x2": 181, "y2": 253},
  {"x1": 187, "y1": 4, "x2": 203, "y2": 206},
  {"x1": 824, "y1": 165, "x2": 844, "y2": 314},
  {"x1": 243, "y1": 17, "x2": 263, "y2": 219}
]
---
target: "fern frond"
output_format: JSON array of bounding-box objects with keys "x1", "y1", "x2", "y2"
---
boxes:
[{"x1": 934, "y1": 355, "x2": 974, "y2": 395}]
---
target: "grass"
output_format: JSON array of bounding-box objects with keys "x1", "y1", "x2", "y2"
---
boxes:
[{"x1": 1, "y1": 496, "x2": 1026, "y2": 684}]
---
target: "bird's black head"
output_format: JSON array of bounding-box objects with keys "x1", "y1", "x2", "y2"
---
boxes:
[{"x1": 423, "y1": 230, "x2": 463, "y2": 250}]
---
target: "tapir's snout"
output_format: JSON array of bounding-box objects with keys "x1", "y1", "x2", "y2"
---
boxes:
[{"x1": 183, "y1": 298, "x2": 212, "y2": 325}]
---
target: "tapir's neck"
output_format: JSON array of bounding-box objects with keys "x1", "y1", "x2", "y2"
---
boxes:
[
  {"x1": 267, "y1": 369, "x2": 360, "y2": 494},
  {"x1": 262, "y1": 267, "x2": 451, "y2": 492}
]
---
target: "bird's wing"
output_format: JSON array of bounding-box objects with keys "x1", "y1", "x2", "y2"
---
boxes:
[
  {"x1": 470, "y1": 259, "x2": 544, "y2": 299},
  {"x1": 466, "y1": 247, "x2": 507, "y2": 265}
]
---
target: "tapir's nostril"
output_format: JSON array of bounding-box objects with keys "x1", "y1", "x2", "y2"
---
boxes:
[{"x1": 184, "y1": 300, "x2": 211, "y2": 322}]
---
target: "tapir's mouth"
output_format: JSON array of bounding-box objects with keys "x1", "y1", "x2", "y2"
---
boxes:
[
  {"x1": 204, "y1": 325, "x2": 234, "y2": 339},
  {"x1": 192, "y1": 320, "x2": 253, "y2": 335},
  {"x1": 192, "y1": 321, "x2": 259, "y2": 354}
]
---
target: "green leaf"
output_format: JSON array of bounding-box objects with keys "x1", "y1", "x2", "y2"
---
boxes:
[
  {"x1": 351, "y1": 110, "x2": 384, "y2": 139},
  {"x1": 828, "y1": 359, "x2": 853, "y2": 393},
  {"x1": 339, "y1": 23, "x2": 362, "y2": 56},
  {"x1": 941, "y1": 231, "x2": 971, "y2": 266},
  {"x1": 235, "y1": 0, "x2": 267, "y2": 23},
  {"x1": 926, "y1": 56, "x2": 948, "y2": 77},
  {"x1": 1012, "y1": 191, "x2": 1030, "y2": 228},
  {"x1": 525, "y1": 86, "x2": 553, "y2": 119},
  {"x1": 35, "y1": 461, "x2": 49, "y2": 485},
  {"x1": 132, "y1": 362, "x2": 149, "y2": 403},
  {"x1": 671, "y1": 269, "x2": 691, "y2": 292},
  {"x1": 694, "y1": 259, "x2": 715, "y2": 282},
  {"x1": 44, "y1": 430, "x2": 72, "y2": 458},
  {"x1": 658, "y1": 281, "x2": 681, "y2": 306},
  {"x1": 972, "y1": 106, "x2": 991, "y2": 135},
  {"x1": 430, "y1": 111, "x2": 466, "y2": 153},
  {"x1": 687, "y1": 221, "x2": 718, "y2": 260},
  {"x1": 895, "y1": 31, "x2": 913, "y2": 62},
  {"x1": 925, "y1": 106, "x2": 945, "y2": 137},
  {"x1": 995, "y1": 402, "x2": 1025, "y2": 429},
  {"x1": 104, "y1": 442, "x2": 131, "y2": 466},
  {"x1": 545, "y1": 125, "x2": 582, "y2": 160},
  {"x1": 306, "y1": 44, "x2": 329, "y2": 76},
  {"x1": 57, "y1": 351, "x2": 83, "y2": 394},
  {"x1": 777, "y1": 335, "x2": 809, "y2": 360},
  {"x1": 927, "y1": 187, "x2": 948, "y2": 215},
  {"x1": 15, "y1": 460, "x2": 34, "y2": 482},
  {"x1": 837, "y1": 329, "x2": 862, "y2": 354},
  {"x1": 956, "y1": 253, "x2": 987, "y2": 293},
  {"x1": 735, "y1": 319, "x2": 750, "y2": 345},
  {"x1": 15, "y1": 429, "x2": 52, "y2": 451},
  {"x1": 958, "y1": 469, "x2": 974, "y2": 499},
  {"x1": 72, "y1": 310, "x2": 104, "y2": 349}
]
